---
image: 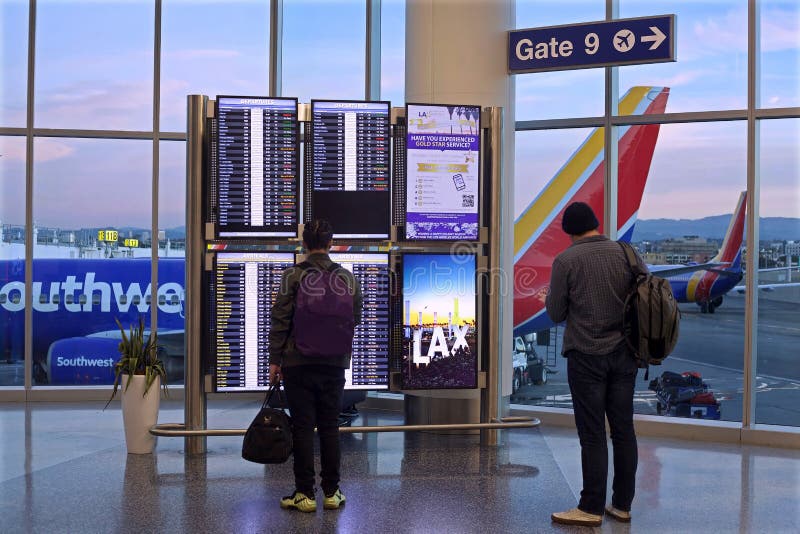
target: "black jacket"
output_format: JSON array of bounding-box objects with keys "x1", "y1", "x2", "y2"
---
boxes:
[{"x1": 268, "y1": 252, "x2": 363, "y2": 368}]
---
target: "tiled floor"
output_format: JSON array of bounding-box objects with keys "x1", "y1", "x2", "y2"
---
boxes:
[{"x1": 1, "y1": 400, "x2": 798, "y2": 533}]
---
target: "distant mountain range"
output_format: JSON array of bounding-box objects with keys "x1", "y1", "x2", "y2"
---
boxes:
[{"x1": 632, "y1": 215, "x2": 800, "y2": 242}]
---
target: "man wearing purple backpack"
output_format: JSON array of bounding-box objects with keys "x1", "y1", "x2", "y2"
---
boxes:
[{"x1": 269, "y1": 220, "x2": 363, "y2": 513}]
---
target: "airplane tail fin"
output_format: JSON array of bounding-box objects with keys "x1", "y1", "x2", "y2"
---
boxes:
[
  {"x1": 713, "y1": 191, "x2": 746, "y2": 271},
  {"x1": 512, "y1": 86, "x2": 669, "y2": 335}
]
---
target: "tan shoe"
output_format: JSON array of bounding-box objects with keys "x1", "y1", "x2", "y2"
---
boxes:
[
  {"x1": 551, "y1": 507, "x2": 603, "y2": 526},
  {"x1": 605, "y1": 505, "x2": 631, "y2": 522}
]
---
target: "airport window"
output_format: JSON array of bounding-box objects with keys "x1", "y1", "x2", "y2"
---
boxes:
[
  {"x1": 158, "y1": 140, "x2": 186, "y2": 385},
  {"x1": 759, "y1": 0, "x2": 800, "y2": 109},
  {"x1": 514, "y1": 0, "x2": 605, "y2": 120},
  {"x1": 756, "y1": 118, "x2": 800, "y2": 427},
  {"x1": 619, "y1": 0, "x2": 748, "y2": 114},
  {"x1": 160, "y1": 1, "x2": 270, "y2": 132},
  {"x1": 32, "y1": 138, "x2": 152, "y2": 387},
  {"x1": 627, "y1": 121, "x2": 747, "y2": 422},
  {"x1": 282, "y1": 1, "x2": 366, "y2": 102},
  {"x1": 512, "y1": 127, "x2": 604, "y2": 409},
  {"x1": 34, "y1": 1, "x2": 154, "y2": 130},
  {"x1": 380, "y1": 0, "x2": 405, "y2": 105},
  {"x1": 0, "y1": 138, "x2": 25, "y2": 387},
  {"x1": 0, "y1": 1, "x2": 28, "y2": 127}
]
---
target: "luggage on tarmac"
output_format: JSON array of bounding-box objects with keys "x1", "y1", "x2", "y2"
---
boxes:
[{"x1": 649, "y1": 370, "x2": 721, "y2": 420}]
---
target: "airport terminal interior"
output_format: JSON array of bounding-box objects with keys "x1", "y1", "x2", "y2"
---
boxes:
[{"x1": 1, "y1": 1, "x2": 799, "y2": 532}]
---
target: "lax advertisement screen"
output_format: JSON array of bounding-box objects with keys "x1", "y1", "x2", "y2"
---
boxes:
[{"x1": 401, "y1": 253, "x2": 478, "y2": 389}]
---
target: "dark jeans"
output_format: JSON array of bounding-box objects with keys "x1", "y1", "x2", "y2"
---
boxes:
[
  {"x1": 281, "y1": 364, "x2": 346, "y2": 497},
  {"x1": 567, "y1": 347, "x2": 638, "y2": 516}
]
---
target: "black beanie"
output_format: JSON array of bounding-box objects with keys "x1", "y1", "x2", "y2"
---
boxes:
[{"x1": 561, "y1": 202, "x2": 599, "y2": 235}]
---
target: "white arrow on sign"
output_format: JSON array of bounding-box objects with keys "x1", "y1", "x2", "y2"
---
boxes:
[{"x1": 641, "y1": 26, "x2": 666, "y2": 50}]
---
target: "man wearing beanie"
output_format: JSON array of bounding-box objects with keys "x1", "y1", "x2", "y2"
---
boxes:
[{"x1": 546, "y1": 201, "x2": 647, "y2": 527}]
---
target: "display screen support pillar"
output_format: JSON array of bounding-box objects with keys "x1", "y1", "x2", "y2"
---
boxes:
[{"x1": 185, "y1": 94, "x2": 208, "y2": 455}]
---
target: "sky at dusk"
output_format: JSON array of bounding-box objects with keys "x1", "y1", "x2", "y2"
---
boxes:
[{"x1": 0, "y1": 0, "x2": 798, "y2": 230}]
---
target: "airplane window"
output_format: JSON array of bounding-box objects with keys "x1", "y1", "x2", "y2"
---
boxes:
[
  {"x1": 52, "y1": 295, "x2": 60, "y2": 304},
  {"x1": 92, "y1": 294, "x2": 101, "y2": 305},
  {"x1": 65, "y1": 295, "x2": 74, "y2": 304},
  {"x1": 170, "y1": 295, "x2": 179, "y2": 305},
  {"x1": 132, "y1": 296, "x2": 141, "y2": 305},
  {"x1": 11, "y1": 294, "x2": 20, "y2": 304},
  {"x1": 145, "y1": 295, "x2": 151, "y2": 305},
  {"x1": 79, "y1": 295, "x2": 87, "y2": 305},
  {"x1": 158, "y1": 295, "x2": 166, "y2": 305},
  {"x1": 119, "y1": 295, "x2": 128, "y2": 305},
  {"x1": 39, "y1": 294, "x2": 47, "y2": 304},
  {"x1": 0, "y1": 294, "x2": 6, "y2": 304}
]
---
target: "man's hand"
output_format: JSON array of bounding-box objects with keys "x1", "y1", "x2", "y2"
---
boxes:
[{"x1": 269, "y1": 363, "x2": 282, "y2": 385}]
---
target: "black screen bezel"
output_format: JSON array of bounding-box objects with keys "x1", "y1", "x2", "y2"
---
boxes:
[
  {"x1": 214, "y1": 95, "x2": 301, "y2": 240},
  {"x1": 212, "y1": 251, "x2": 295, "y2": 393},
  {"x1": 308, "y1": 98, "x2": 392, "y2": 240},
  {"x1": 402, "y1": 102, "x2": 482, "y2": 242},
  {"x1": 398, "y1": 251, "x2": 479, "y2": 390}
]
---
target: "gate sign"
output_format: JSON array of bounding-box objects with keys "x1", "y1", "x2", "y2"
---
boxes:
[{"x1": 509, "y1": 15, "x2": 675, "y2": 74}]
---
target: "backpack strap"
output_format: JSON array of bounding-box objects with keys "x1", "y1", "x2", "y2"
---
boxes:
[{"x1": 618, "y1": 241, "x2": 646, "y2": 277}]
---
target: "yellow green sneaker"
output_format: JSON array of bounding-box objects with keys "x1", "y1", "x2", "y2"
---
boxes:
[
  {"x1": 280, "y1": 491, "x2": 317, "y2": 513},
  {"x1": 323, "y1": 488, "x2": 346, "y2": 510}
]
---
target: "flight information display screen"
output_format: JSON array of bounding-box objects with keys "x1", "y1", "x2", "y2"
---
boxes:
[
  {"x1": 329, "y1": 253, "x2": 390, "y2": 390},
  {"x1": 405, "y1": 103, "x2": 481, "y2": 241},
  {"x1": 310, "y1": 100, "x2": 391, "y2": 239},
  {"x1": 401, "y1": 253, "x2": 478, "y2": 389},
  {"x1": 214, "y1": 252, "x2": 294, "y2": 392},
  {"x1": 216, "y1": 96, "x2": 299, "y2": 238}
]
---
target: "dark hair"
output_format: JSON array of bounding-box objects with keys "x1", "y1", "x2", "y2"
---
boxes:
[{"x1": 303, "y1": 219, "x2": 333, "y2": 250}]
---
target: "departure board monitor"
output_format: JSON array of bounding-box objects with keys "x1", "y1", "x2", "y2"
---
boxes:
[
  {"x1": 405, "y1": 103, "x2": 481, "y2": 241},
  {"x1": 401, "y1": 253, "x2": 478, "y2": 389},
  {"x1": 214, "y1": 252, "x2": 294, "y2": 392},
  {"x1": 328, "y1": 252, "x2": 390, "y2": 390},
  {"x1": 216, "y1": 96, "x2": 300, "y2": 238},
  {"x1": 310, "y1": 100, "x2": 391, "y2": 239}
]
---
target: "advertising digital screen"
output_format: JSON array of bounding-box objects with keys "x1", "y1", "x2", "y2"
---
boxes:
[
  {"x1": 328, "y1": 253, "x2": 391, "y2": 390},
  {"x1": 405, "y1": 104, "x2": 481, "y2": 241},
  {"x1": 216, "y1": 96, "x2": 300, "y2": 238},
  {"x1": 401, "y1": 253, "x2": 478, "y2": 389},
  {"x1": 214, "y1": 252, "x2": 294, "y2": 392},
  {"x1": 310, "y1": 100, "x2": 391, "y2": 239}
]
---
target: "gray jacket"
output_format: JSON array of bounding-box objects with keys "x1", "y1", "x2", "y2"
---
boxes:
[
  {"x1": 268, "y1": 252, "x2": 363, "y2": 368},
  {"x1": 545, "y1": 235, "x2": 647, "y2": 355}
]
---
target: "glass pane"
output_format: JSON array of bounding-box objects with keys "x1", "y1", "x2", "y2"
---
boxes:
[
  {"x1": 380, "y1": 0, "x2": 405, "y2": 105},
  {"x1": 760, "y1": 1, "x2": 800, "y2": 108},
  {"x1": 632, "y1": 121, "x2": 746, "y2": 422},
  {"x1": 512, "y1": 127, "x2": 604, "y2": 407},
  {"x1": 620, "y1": 0, "x2": 747, "y2": 114},
  {"x1": 158, "y1": 140, "x2": 185, "y2": 385},
  {"x1": 160, "y1": 1, "x2": 270, "y2": 132},
  {"x1": 1, "y1": 136, "x2": 26, "y2": 386},
  {"x1": 756, "y1": 118, "x2": 800, "y2": 427},
  {"x1": 35, "y1": 1, "x2": 153, "y2": 130},
  {"x1": 1, "y1": 0, "x2": 28, "y2": 127},
  {"x1": 32, "y1": 138, "x2": 152, "y2": 387},
  {"x1": 515, "y1": 0, "x2": 605, "y2": 120},
  {"x1": 282, "y1": 0, "x2": 366, "y2": 102}
]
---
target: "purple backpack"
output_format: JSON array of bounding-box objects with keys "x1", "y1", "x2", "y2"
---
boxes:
[{"x1": 293, "y1": 262, "x2": 356, "y2": 357}]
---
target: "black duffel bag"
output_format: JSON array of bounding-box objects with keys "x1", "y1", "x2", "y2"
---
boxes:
[{"x1": 242, "y1": 383, "x2": 293, "y2": 464}]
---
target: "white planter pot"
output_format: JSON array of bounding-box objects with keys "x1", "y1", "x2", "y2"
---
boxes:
[{"x1": 120, "y1": 374, "x2": 160, "y2": 454}]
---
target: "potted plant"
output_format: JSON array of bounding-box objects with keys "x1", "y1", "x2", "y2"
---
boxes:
[{"x1": 105, "y1": 316, "x2": 168, "y2": 454}]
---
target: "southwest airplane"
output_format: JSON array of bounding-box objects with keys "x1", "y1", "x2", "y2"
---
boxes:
[
  {"x1": 651, "y1": 191, "x2": 746, "y2": 314},
  {"x1": 514, "y1": 85, "x2": 670, "y2": 337},
  {"x1": 0, "y1": 258, "x2": 185, "y2": 385}
]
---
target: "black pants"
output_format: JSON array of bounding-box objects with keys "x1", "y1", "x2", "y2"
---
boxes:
[
  {"x1": 567, "y1": 347, "x2": 638, "y2": 516},
  {"x1": 281, "y1": 365, "x2": 346, "y2": 497}
]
